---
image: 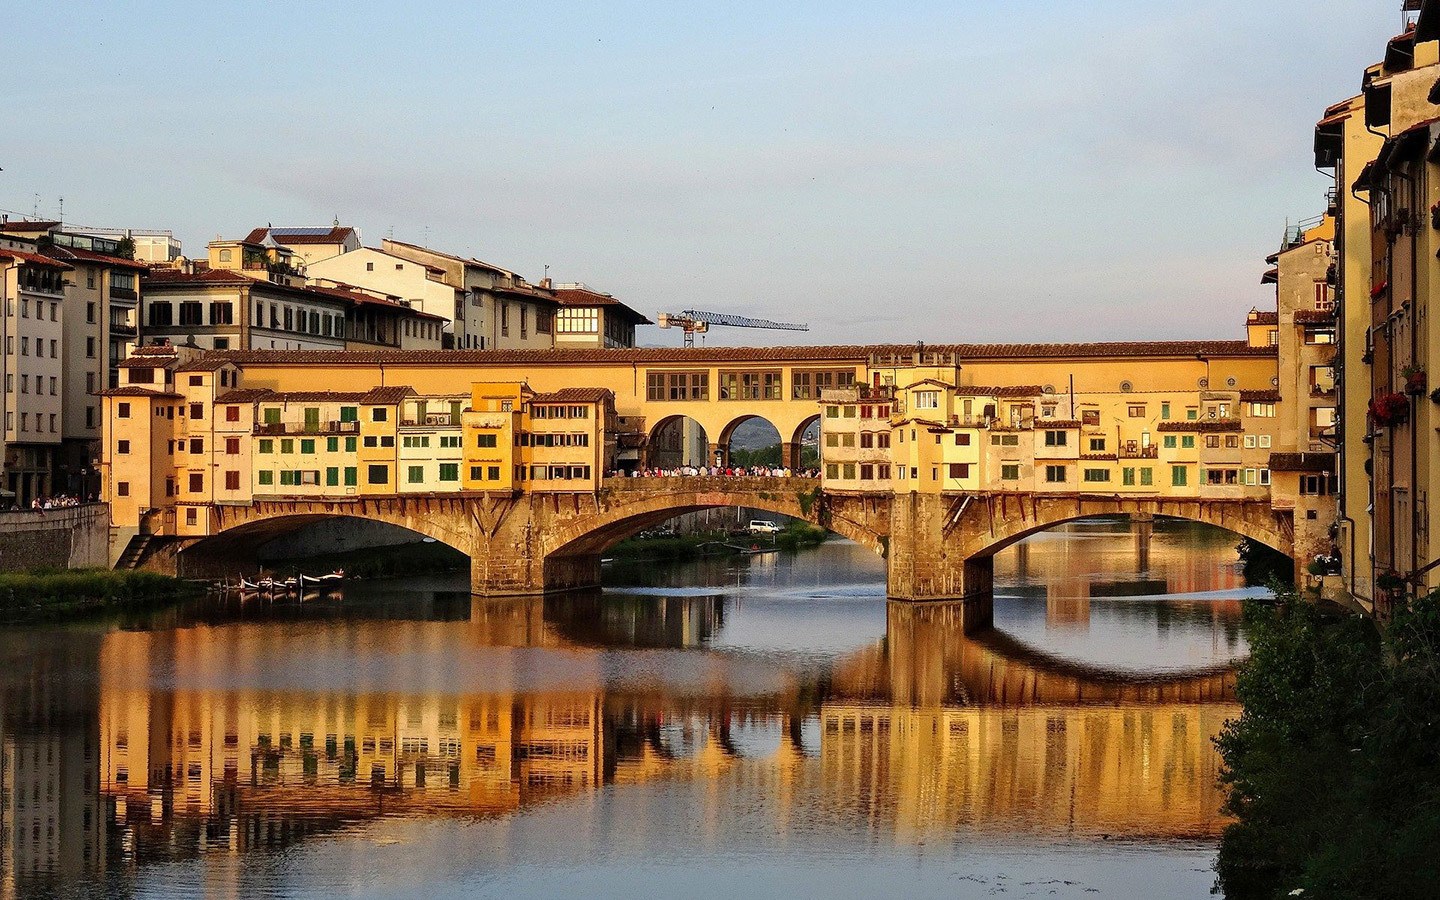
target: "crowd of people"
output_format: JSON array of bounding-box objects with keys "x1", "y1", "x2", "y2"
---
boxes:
[
  {"x1": 611, "y1": 465, "x2": 820, "y2": 479},
  {"x1": 20, "y1": 494, "x2": 93, "y2": 512}
]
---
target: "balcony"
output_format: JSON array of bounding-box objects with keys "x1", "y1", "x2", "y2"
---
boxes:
[
  {"x1": 108, "y1": 321, "x2": 138, "y2": 337},
  {"x1": 1118, "y1": 444, "x2": 1160, "y2": 459},
  {"x1": 253, "y1": 421, "x2": 359, "y2": 436}
]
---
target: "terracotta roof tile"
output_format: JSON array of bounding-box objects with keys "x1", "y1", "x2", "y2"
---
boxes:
[
  {"x1": 175, "y1": 357, "x2": 236, "y2": 372},
  {"x1": 1248, "y1": 311, "x2": 1278, "y2": 325},
  {"x1": 0, "y1": 248, "x2": 71, "y2": 270},
  {"x1": 1294, "y1": 309, "x2": 1336, "y2": 323},
  {"x1": 244, "y1": 226, "x2": 357, "y2": 245},
  {"x1": 955, "y1": 385, "x2": 1043, "y2": 397},
  {"x1": 214, "y1": 388, "x2": 276, "y2": 403},
  {"x1": 1240, "y1": 389, "x2": 1281, "y2": 403},
  {"x1": 552, "y1": 287, "x2": 653, "y2": 324},
  {"x1": 1269, "y1": 451, "x2": 1335, "y2": 472},
  {"x1": 97, "y1": 386, "x2": 181, "y2": 398},
  {"x1": 41, "y1": 244, "x2": 148, "y2": 271},
  {"x1": 0, "y1": 220, "x2": 60, "y2": 233},
  {"x1": 360, "y1": 386, "x2": 416, "y2": 404},
  {"x1": 531, "y1": 387, "x2": 614, "y2": 404},
  {"x1": 1157, "y1": 419, "x2": 1244, "y2": 432}
]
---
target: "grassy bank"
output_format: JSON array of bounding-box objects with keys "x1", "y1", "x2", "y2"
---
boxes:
[
  {"x1": 264, "y1": 540, "x2": 468, "y2": 580},
  {"x1": 1215, "y1": 591, "x2": 1440, "y2": 898},
  {"x1": 0, "y1": 569, "x2": 196, "y2": 623}
]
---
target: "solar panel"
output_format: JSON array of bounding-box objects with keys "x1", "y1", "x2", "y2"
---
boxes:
[{"x1": 271, "y1": 226, "x2": 333, "y2": 236}]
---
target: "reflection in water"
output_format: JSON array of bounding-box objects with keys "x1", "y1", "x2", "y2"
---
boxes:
[{"x1": 0, "y1": 518, "x2": 1248, "y2": 898}]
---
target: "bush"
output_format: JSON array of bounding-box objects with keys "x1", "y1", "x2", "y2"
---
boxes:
[
  {"x1": 1215, "y1": 591, "x2": 1440, "y2": 899},
  {"x1": 775, "y1": 521, "x2": 827, "y2": 551},
  {"x1": 0, "y1": 568, "x2": 192, "y2": 621}
]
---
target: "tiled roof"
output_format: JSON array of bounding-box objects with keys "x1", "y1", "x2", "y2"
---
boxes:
[
  {"x1": 193, "y1": 340, "x2": 1274, "y2": 369},
  {"x1": 1248, "y1": 311, "x2": 1278, "y2": 325},
  {"x1": 1269, "y1": 451, "x2": 1336, "y2": 473},
  {"x1": 244, "y1": 226, "x2": 357, "y2": 245},
  {"x1": 531, "y1": 387, "x2": 614, "y2": 404},
  {"x1": 1294, "y1": 309, "x2": 1335, "y2": 324},
  {"x1": 490, "y1": 284, "x2": 559, "y2": 306},
  {"x1": 143, "y1": 268, "x2": 253, "y2": 286},
  {"x1": 175, "y1": 357, "x2": 235, "y2": 372},
  {"x1": 1157, "y1": 419, "x2": 1244, "y2": 432},
  {"x1": 305, "y1": 283, "x2": 447, "y2": 319},
  {"x1": 381, "y1": 238, "x2": 513, "y2": 276},
  {"x1": 214, "y1": 388, "x2": 277, "y2": 403},
  {"x1": 131, "y1": 345, "x2": 178, "y2": 356},
  {"x1": 552, "y1": 287, "x2": 653, "y2": 324},
  {"x1": 117, "y1": 356, "x2": 175, "y2": 368},
  {"x1": 97, "y1": 386, "x2": 181, "y2": 398},
  {"x1": 0, "y1": 220, "x2": 60, "y2": 233},
  {"x1": 0, "y1": 248, "x2": 71, "y2": 270},
  {"x1": 955, "y1": 385, "x2": 1044, "y2": 397},
  {"x1": 41, "y1": 244, "x2": 148, "y2": 271},
  {"x1": 360, "y1": 386, "x2": 416, "y2": 404},
  {"x1": 1036, "y1": 419, "x2": 1083, "y2": 428},
  {"x1": 1240, "y1": 389, "x2": 1281, "y2": 403}
]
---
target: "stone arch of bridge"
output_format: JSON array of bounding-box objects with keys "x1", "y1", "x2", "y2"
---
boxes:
[
  {"x1": 175, "y1": 503, "x2": 475, "y2": 579},
  {"x1": 953, "y1": 496, "x2": 1291, "y2": 563},
  {"x1": 542, "y1": 487, "x2": 886, "y2": 560}
]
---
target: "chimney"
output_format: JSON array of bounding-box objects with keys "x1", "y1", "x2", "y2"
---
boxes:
[{"x1": 540, "y1": 277, "x2": 553, "y2": 289}]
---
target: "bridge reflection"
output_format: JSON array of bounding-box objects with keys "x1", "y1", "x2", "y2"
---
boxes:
[{"x1": 0, "y1": 588, "x2": 1239, "y2": 892}]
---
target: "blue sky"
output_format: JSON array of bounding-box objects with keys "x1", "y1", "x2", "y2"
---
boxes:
[{"x1": 2, "y1": 1, "x2": 1401, "y2": 345}]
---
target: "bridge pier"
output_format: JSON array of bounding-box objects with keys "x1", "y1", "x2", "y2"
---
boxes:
[{"x1": 885, "y1": 493, "x2": 994, "y2": 608}]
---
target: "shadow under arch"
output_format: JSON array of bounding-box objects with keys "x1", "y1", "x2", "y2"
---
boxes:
[
  {"x1": 788, "y1": 414, "x2": 821, "y2": 469},
  {"x1": 175, "y1": 512, "x2": 471, "y2": 579},
  {"x1": 962, "y1": 504, "x2": 1291, "y2": 563}
]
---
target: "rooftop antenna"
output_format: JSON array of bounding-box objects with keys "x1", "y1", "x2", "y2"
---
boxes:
[
  {"x1": 32, "y1": 194, "x2": 39, "y2": 218},
  {"x1": 57, "y1": 196, "x2": 63, "y2": 223}
]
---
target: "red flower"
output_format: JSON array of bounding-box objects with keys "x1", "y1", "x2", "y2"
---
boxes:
[
  {"x1": 1371, "y1": 281, "x2": 1389, "y2": 299},
  {"x1": 1369, "y1": 391, "x2": 1410, "y2": 427}
]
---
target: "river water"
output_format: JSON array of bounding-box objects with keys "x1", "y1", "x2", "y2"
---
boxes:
[{"x1": 0, "y1": 517, "x2": 1259, "y2": 899}]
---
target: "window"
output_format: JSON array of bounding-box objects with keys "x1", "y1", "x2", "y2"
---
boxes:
[
  {"x1": 1044, "y1": 430, "x2": 1067, "y2": 447},
  {"x1": 1045, "y1": 465, "x2": 1066, "y2": 483},
  {"x1": 363, "y1": 436, "x2": 378, "y2": 448},
  {"x1": 281, "y1": 439, "x2": 294, "y2": 454},
  {"x1": 1259, "y1": 435, "x2": 1272, "y2": 448},
  {"x1": 476, "y1": 433, "x2": 497, "y2": 448},
  {"x1": 1186, "y1": 408, "x2": 1198, "y2": 420},
  {"x1": 326, "y1": 468, "x2": 339, "y2": 486},
  {"x1": 367, "y1": 465, "x2": 388, "y2": 485},
  {"x1": 371, "y1": 408, "x2": 387, "y2": 422},
  {"x1": 117, "y1": 440, "x2": 131, "y2": 454},
  {"x1": 440, "y1": 435, "x2": 461, "y2": 448},
  {"x1": 1088, "y1": 437, "x2": 1106, "y2": 452},
  {"x1": 947, "y1": 463, "x2": 970, "y2": 479},
  {"x1": 1163, "y1": 435, "x2": 1177, "y2": 449},
  {"x1": 1161, "y1": 402, "x2": 1171, "y2": 419},
  {"x1": 226, "y1": 437, "x2": 240, "y2": 455},
  {"x1": 179, "y1": 302, "x2": 203, "y2": 326},
  {"x1": 1181, "y1": 436, "x2": 1195, "y2": 449},
  {"x1": 1244, "y1": 435, "x2": 1257, "y2": 449},
  {"x1": 300, "y1": 439, "x2": 315, "y2": 454},
  {"x1": 1001, "y1": 464, "x2": 1020, "y2": 480},
  {"x1": 327, "y1": 437, "x2": 339, "y2": 452},
  {"x1": 1171, "y1": 465, "x2": 1188, "y2": 487},
  {"x1": 954, "y1": 433, "x2": 971, "y2": 446},
  {"x1": 1300, "y1": 474, "x2": 1336, "y2": 496},
  {"x1": 345, "y1": 437, "x2": 357, "y2": 452},
  {"x1": 1140, "y1": 467, "x2": 1153, "y2": 486},
  {"x1": 439, "y1": 463, "x2": 459, "y2": 482},
  {"x1": 471, "y1": 466, "x2": 483, "y2": 480},
  {"x1": 258, "y1": 470, "x2": 274, "y2": 486},
  {"x1": 913, "y1": 390, "x2": 940, "y2": 410},
  {"x1": 225, "y1": 471, "x2": 241, "y2": 490},
  {"x1": 1248, "y1": 402, "x2": 1276, "y2": 417},
  {"x1": 189, "y1": 438, "x2": 203, "y2": 454},
  {"x1": 1259, "y1": 468, "x2": 1271, "y2": 486},
  {"x1": 189, "y1": 403, "x2": 203, "y2": 420},
  {"x1": 407, "y1": 465, "x2": 425, "y2": 484},
  {"x1": 116, "y1": 482, "x2": 129, "y2": 497},
  {"x1": 1206, "y1": 435, "x2": 1220, "y2": 449},
  {"x1": 1127, "y1": 404, "x2": 1145, "y2": 417},
  {"x1": 557, "y1": 308, "x2": 600, "y2": 334},
  {"x1": 991, "y1": 434, "x2": 1019, "y2": 446},
  {"x1": 340, "y1": 406, "x2": 358, "y2": 422},
  {"x1": 188, "y1": 473, "x2": 203, "y2": 493},
  {"x1": 263, "y1": 407, "x2": 281, "y2": 424},
  {"x1": 226, "y1": 406, "x2": 240, "y2": 422},
  {"x1": 258, "y1": 439, "x2": 273, "y2": 454},
  {"x1": 344, "y1": 467, "x2": 358, "y2": 486},
  {"x1": 117, "y1": 402, "x2": 131, "y2": 419},
  {"x1": 1122, "y1": 467, "x2": 1135, "y2": 486},
  {"x1": 1083, "y1": 468, "x2": 1110, "y2": 483}
]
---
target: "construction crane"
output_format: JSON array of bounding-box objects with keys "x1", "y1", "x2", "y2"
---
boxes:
[{"x1": 656, "y1": 309, "x2": 809, "y2": 348}]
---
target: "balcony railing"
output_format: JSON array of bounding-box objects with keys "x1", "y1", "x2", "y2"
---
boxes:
[
  {"x1": 253, "y1": 421, "x2": 360, "y2": 436},
  {"x1": 1118, "y1": 445, "x2": 1160, "y2": 459}
]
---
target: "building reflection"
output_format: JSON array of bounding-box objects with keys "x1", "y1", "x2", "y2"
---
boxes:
[{"x1": 3, "y1": 584, "x2": 1240, "y2": 890}]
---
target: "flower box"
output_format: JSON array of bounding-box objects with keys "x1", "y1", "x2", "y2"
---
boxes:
[{"x1": 1370, "y1": 391, "x2": 1411, "y2": 427}]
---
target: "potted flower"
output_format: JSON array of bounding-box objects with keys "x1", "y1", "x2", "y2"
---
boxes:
[
  {"x1": 1369, "y1": 391, "x2": 1411, "y2": 428},
  {"x1": 1403, "y1": 364, "x2": 1427, "y2": 395},
  {"x1": 1371, "y1": 280, "x2": 1389, "y2": 300}
]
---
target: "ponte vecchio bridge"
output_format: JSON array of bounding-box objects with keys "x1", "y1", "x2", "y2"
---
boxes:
[{"x1": 105, "y1": 337, "x2": 1315, "y2": 604}]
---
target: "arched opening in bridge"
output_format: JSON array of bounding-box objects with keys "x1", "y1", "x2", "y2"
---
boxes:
[
  {"x1": 717, "y1": 415, "x2": 785, "y2": 470},
  {"x1": 982, "y1": 515, "x2": 1256, "y2": 676},
  {"x1": 646, "y1": 415, "x2": 710, "y2": 470},
  {"x1": 176, "y1": 514, "x2": 469, "y2": 580},
  {"x1": 791, "y1": 415, "x2": 821, "y2": 471}
]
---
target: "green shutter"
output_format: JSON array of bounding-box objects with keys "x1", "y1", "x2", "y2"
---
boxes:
[
  {"x1": 345, "y1": 437, "x2": 357, "y2": 452},
  {"x1": 327, "y1": 437, "x2": 338, "y2": 452},
  {"x1": 263, "y1": 407, "x2": 280, "y2": 424},
  {"x1": 258, "y1": 470, "x2": 273, "y2": 486},
  {"x1": 340, "y1": 406, "x2": 358, "y2": 422},
  {"x1": 343, "y1": 467, "x2": 357, "y2": 486},
  {"x1": 326, "y1": 467, "x2": 339, "y2": 486},
  {"x1": 300, "y1": 439, "x2": 315, "y2": 454}
]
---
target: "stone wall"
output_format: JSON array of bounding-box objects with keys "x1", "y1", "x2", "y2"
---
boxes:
[{"x1": 0, "y1": 504, "x2": 109, "y2": 572}]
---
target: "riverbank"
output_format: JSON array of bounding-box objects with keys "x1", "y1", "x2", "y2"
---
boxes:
[
  {"x1": 1216, "y1": 590, "x2": 1440, "y2": 898},
  {"x1": 0, "y1": 569, "x2": 196, "y2": 624},
  {"x1": 609, "y1": 522, "x2": 828, "y2": 561}
]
